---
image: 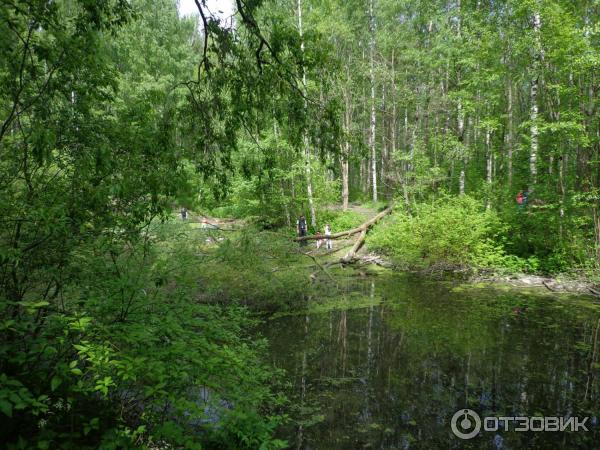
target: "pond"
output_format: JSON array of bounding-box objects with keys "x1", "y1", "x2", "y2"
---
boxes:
[{"x1": 260, "y1": 274, "x2": 600, "y2": 449}]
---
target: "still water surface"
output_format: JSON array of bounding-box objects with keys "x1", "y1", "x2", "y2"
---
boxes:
[{"x1": 260, "y1": 275, "x2": 600, "y2": 449}]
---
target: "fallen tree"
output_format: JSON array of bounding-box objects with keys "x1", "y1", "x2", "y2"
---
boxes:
[
  {"x1": 341, "y1": 228, "x2": 368, "y2": 263},
  {"x1": 295, "y1": 206, "x2": 393, "y2": 265},
  {"x1": 295, "y1": 206, "x2": 393, "y2": 242}
]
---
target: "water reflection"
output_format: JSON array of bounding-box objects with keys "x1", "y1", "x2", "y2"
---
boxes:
[{"x1": 262, "y1": 275, "x2": 600, "y2": 449}]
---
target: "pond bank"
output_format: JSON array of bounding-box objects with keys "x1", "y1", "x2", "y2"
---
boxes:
[{"x1": 337, "y1": 249, "x2": 600, "y2": 300}]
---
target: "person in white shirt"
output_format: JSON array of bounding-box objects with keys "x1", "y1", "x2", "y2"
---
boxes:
[{"x1": 325, "y1": 224, "x2": 333, "y2": 250}]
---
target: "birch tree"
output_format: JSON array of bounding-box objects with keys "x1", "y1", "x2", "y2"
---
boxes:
[
  {"x1": 297, "y1": 0, "x2": 317, "y2": 228},
  {"x1": 369, "y1": 0, "x2": 378, "y2": 201}
]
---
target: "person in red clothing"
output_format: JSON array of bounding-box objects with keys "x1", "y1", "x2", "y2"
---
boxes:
[
  {"x1": 516, "y1": 191, "x2": 526, "y2": 212},
  {"x1": 516, "y1": 191, "x2": 523, "y2": 205},
  {"x1": 516, "y1": 191, "x2": 524, "y2": 205}
]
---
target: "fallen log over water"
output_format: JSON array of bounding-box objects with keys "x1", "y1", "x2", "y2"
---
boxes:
[
  {"x1": 295, "y1": 206, "x2": 393, "y2": 272},
  {"x1": 295, "y1": 206, "x2": 393, "y2": 242},
  {"x1": 341, "y1": 228, "x2": 368, "y2": 263}
]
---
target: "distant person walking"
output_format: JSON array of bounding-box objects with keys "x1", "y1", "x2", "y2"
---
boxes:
[
  {"x1": 180, "y1": 207, "x2": 188, "y2": 220},
  {"x1": 522, "y1": 189, "x2": 529, "y2": 207},
  {"x1": 324, "y1": 224, "x2": 333, "y2": 250},
  {"x1": 516, "y1": 190, "x2": 530, "y2": 212},
  {"x1": 516, "y1": 191, "x2": 524, "y2": 210},
  {"x1": 297, "y1": 214, "x2": 307, "y2": 246}
]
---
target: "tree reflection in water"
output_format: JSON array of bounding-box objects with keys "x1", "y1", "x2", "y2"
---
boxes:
[{"x1": 261, "y1": 275, "x2": 600, "y2": 449}]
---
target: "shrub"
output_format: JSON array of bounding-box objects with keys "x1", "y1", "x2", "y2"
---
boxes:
[
  {"x1": 316, "y1": 209, "x2": 366, "y2": 233},
  {"x1": 193, "y1": 225, "x2": 312, "y2": 310},
  {"x1": 368, "y1": 196, "x2": 506, "y2": 269},
  {"x1": 0, "y1": 221, "x2": 288, "y2": 449}
]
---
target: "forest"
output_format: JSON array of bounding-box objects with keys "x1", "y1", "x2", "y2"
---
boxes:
[{"x1": 1, "y1": 0, "x2": 600, "y2": 448}]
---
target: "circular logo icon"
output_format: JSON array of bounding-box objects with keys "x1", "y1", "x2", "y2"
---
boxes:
[{"x1": 451, "y1": 409, "x2": 481, "y2": 440}]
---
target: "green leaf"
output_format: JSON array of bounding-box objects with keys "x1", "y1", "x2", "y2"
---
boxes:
[
  {"x1": 0, "y1": 399, "x2": 13, "y2": 417},
  {"x1": 21, "y1": 301, "x2": 50, "y2": 312},
  {"x1": 51, "y1": 376, "x2": 62, "y2": 392}
]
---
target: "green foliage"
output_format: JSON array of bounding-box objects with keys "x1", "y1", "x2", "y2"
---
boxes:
[
  {"x1": 1, "y1": 221, "x2": 288, "y2": 449},
  {"x1": 368, "y1": 196, "x2": 506, "y2": 269},
  {"x1": 2, "y1": 0, "x2": 600, "y2": 446},
  {"x1": 192, "y1": 225, "x2": 312, "y2": 311},
  {"x1": 316, "y1": 209, "x2": 365, "y2": 232},
  {"x1": 471, "y1": 241, "x2": 541, "y2": 274},
  {"x1": 0, "y1": 0, "x2": 296, "y2": 447}
]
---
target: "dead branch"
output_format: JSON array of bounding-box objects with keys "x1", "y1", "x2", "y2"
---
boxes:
[
  {"x1": 194, "y1": 0, "x2": 211, "y2": 75},
  {"x1": 298, "y1": 250, "x2": 336, "y2": 283}
]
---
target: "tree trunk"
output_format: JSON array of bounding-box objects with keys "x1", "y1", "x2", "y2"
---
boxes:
[
  {"x1": 341, "y1": 145, "x2": 349, "y2": 210},
  {"x1": 391, "y1": 49, "x2": 397, "y2": 160},
  {"x1": 458, "y1": 100, "x2": 465, "y2": 196},
  {"x1": 297, "y1": 0, "x2": 316, "y2": 228},
  {"x1": 486, "y1": 127, "x2": 492, "y2": 209},
  {"x1": 595, "y1": 207, "x2": 600, "y2": 265},
  {"x1": 559, "y1": 154, "x2": 565, "y2": 238},
  {"x1": 530, "y1": 79, "x2": 539, "y2": 186},
  {"x1": 340, "y1": 206, "x2": 393, "y2": 263},
  {"x1": 274, "y1": 117, "x2": 291, "y2": 226},
  {"x1": 530, "y1": 7, "x2": 542, "y2": 187},
  {"x1": 342, "y1": 73, "x2": 351, "y2": 210},
  {"x1": 507, "y1": 79, "x2": 514, "y2": 188},
  {"x1": 381, "y1": 83, "x2": 387, "y2": 195},
  {"x1": 369, "y1": 0, "x2": 377, "y2": 202},
  {"x1": 296, "y1": 205, "x2": 392, "y2": 242},
  {"x1": 456, "y1": 0, "x2": 467, "y2": 197}
]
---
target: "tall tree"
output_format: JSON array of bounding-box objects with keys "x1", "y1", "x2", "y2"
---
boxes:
[
  {"x1": 297, "y1": 0, "x2": 317, "y2": 228},
  {"x1": 530, "y1": 1, "x2": 542, "y2": 187},
  {"x1": 369, "y1": 0, "x2": 378, "y2": 201}
]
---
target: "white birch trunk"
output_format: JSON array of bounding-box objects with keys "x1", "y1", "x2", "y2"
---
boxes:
[
  {"x1": 342, "y1": 78, "x2": 351, "y2": 210},
  {"x1": 507, "y1": 80, "x2": 514, "y2": 187},
  {"x1": 458, "y1": 100, "x2": 465, "y2": 196},
  {"x1": 274, "y1": 117, "x2": 291, "y2": 226},
  {"x1": 342, "y1": 144, "x2": 349, "y2": 210},
  {"x1": 391, "y1": 49, "x2": 397, "y2": 159},
  {"x1": 486, "y1": 127, "x2": 492, "y2": 209},
  {"x1": 297, "y1": 0, "x2": 316, "y2": 228},
  {"x1": 530, "y1": 7, "x2": 542, "y2": 186},
  {"x1": 369, "y1": 0, "x2": 377, "y2": 202}
]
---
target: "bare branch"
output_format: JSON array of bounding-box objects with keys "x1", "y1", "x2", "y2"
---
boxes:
[{"x1": 194, "y1": 0, "x2": 211, "y2": 75}]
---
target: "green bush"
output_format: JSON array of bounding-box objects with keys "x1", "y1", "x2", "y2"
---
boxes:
[
  {"x1": 368, "y1": 196, "x2": 508, "y2": 270},
  {"x1": 316, "y1": 209, "x2": 366, "y2": 233},
  {"x1": 196, "y1": 226, "x2": 311, "y2": 310},
  {"x1": 1, "y1": 221, "x2": 288, "y2": 449},
  {"x1": 471, "y1": 240, "x2": 540, "y2": 273}
]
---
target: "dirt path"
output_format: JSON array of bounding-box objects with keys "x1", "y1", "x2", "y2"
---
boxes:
[{"x1": 328, "y1": 202, "x2": 379, "y2": 219}]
